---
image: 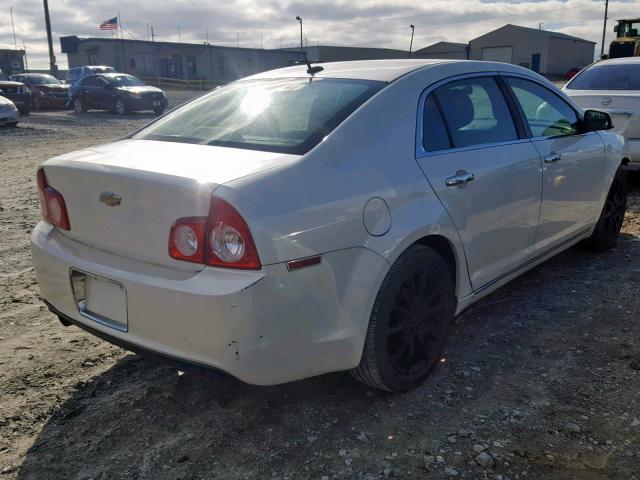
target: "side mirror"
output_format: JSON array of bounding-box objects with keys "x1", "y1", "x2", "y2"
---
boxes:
[
  {"x1": 614, "y1": 25, "x2": 619, "y2": 33},
  {"x1": 583, "y1": 109, "x2": 613, "y2": 132}
]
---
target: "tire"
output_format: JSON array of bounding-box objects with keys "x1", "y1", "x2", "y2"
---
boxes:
[
  {"x1": 583, "y1": 167, "x2": 628, "y2": 251},
  {"x1": 114, "y1": 98, "x2": 127, "y2": 115},
  {"x1": 153, "y1": 107, "x2": 165, "y2": 115},
  {"x1": 350, "y1": 245, "x2": 455, "y2": 392},
  {"x1": 18, "y1": 107, "x2": 30, "y2": 115},
  {"x1": 73, "y1": 97, "x2": 86, "y2": 113}
]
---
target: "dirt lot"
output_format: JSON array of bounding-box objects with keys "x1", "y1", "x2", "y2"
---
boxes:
[{"x1": 1, "y1": 93, "x2": 640, "y2": 480}]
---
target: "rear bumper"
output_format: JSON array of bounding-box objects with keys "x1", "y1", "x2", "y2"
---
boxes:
[{"x1": 31, "y1": 221, "x2": 386, "y2": 385}]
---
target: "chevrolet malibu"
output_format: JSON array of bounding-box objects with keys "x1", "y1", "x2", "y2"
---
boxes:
[
  {"x1": 564, "y1": 57, "x2": 640, "y2": 169},
  {"x1": 32, "y1": 60, "x2": 628, "y2": 392}
]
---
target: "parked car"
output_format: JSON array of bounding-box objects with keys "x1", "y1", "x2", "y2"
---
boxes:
[
  {"x1": 0, "y1": 69, "x2": 31, "y2": 114},
  {"x1": 564, "y1": 57, "x2": 640, "y2": 169},
  {"x1": 564, "y1": 66, "x2": 584, "y2": 81},
  {"x1": 70, "y1": 73, "x2": 167, "y2": 115},
  {"x1": 32, "y1": 60, "x2": 628, "y2": 392},
  {"x1": 0, "y1": 95, "x2": 19, "y2": 126},
  {"x1": 10, "y1": 73, "x2": 70, "y2": 110},
  {"x1": 66, "y1": 65, "x2": 116, "y2": 86}
]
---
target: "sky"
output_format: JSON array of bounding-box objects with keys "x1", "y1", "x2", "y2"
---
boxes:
[{"x1": 1, "y1": 0, "x2": 640, "y2": 70}]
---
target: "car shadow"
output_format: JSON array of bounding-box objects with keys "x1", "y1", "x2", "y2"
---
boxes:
[{"x1": 16, "y1": 204, "x2": 640, "y2": 479}]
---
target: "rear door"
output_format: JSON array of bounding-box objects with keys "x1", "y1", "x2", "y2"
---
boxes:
[
  {"x1": 416, "y1": 74, "x2": 543, "y2": 290},
  {"x1": 503, "y1": 76, "x2": 609, "y2": 252}
]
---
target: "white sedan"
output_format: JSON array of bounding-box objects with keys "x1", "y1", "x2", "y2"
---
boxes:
[
  {"x1": 0, "y1": 95, "x2": 19, "y2": 127},
  {"x1": 32, "y1": 59, "x2": 628, "y2": 392},
  {"x1": 564, "y1": 57, "x2": 640, "y2": 169}
]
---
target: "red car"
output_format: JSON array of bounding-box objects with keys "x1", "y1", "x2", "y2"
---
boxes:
[{"x1": 10, "y1": 73, "x2": 70, "y2": 110}]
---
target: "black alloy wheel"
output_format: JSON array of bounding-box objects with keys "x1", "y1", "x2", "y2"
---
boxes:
[{"x1": 351, "y1": 245, "x2": 455, "y2": 392}]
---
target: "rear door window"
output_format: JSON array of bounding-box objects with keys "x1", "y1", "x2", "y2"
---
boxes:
[
  {"x1": 433, "y1": 77, "x2": 518, "y2": 149},
  {"x1": 505, "y1": 77, "x2": 580, "y2": 137},
  {"x1": 422, "y1": 95, "x2": 451, "y2": 151}
]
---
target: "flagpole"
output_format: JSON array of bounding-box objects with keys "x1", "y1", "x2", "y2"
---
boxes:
[{"x1": 118, "y1": 10, "x2": 123, "y2": 40}]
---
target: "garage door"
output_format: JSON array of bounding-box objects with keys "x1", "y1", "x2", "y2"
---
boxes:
[{"x1": 482, "y1": 46, "x2": 513, "y2": 64}]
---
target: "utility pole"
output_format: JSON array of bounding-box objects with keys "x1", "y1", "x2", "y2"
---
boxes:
[
  {"x1": 178, "y1": 26, "x2": 181, "y2": 43},
  {"x1": 151, "y1": 26, "x2": 156, "y2": 42},
  {"x1": 601, "y1": 0, "x2": 609, "y2": 58},
  {"x1": 42, "y1": 0, "x2": 57, "y2": 75},
  {"x1": 408, "y1": 25, "x2": 415, "y2": 58},
  {"x1": 237, "y1": 32, "x2": 239, "y2": 48},
  {"x1": 296, "y1": 16, "x2": 303, "y2": 61},
  {"x1": 10, "y1": 7, "x2": 17, "y2": 49},
  {"x1": 538, "y1": 22, "x2": 544, "y2": 30},
  {"x1": 23, "y1": 41, "x2": 28, "y2": 70}
]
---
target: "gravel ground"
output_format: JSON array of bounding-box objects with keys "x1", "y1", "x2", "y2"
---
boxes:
[{"x1": 1, "y1": 93, "x2": 640, "y2": 480}]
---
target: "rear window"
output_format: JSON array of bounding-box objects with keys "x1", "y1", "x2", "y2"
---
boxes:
[
  {"x1": 567, "y1": 63, "x2": 640, "y2": 90},
  {"x1": 134, "y1": 77, "x2": 384, "y2": 155}
]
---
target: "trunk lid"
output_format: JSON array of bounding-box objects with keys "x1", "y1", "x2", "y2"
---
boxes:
[
  {"x1": 567, "y1": 90, "x2": 640, "y2": 138},
  {"x1": 43, "y1": 139, "x2": 297, "y2": 268}
]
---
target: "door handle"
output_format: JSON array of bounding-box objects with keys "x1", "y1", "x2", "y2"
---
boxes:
[
  {"x1": 544, "y1": 152, "x2": 562, "y2": 163},
  {"x1": 446, "y1": 171, "x2": 475, "y2": 187}
]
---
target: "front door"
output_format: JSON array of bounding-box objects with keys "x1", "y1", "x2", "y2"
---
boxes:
[
  {"x1": 503, "y1": 76, "x2": 609, "y2": 252},
  {"x1": 416, "y1": 75, "x2": 543, "y2": 290}
]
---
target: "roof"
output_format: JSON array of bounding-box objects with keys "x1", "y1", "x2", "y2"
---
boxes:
[
  {"x1": 248, "y1": 58, "x2": 531, "y2": 82},
  {"x1": 414, "y1": 42, "x2": 468, "y2": 54},
  {"x1": 473, "y1": 24, "x2": 596, "y2": 44},
  {"x1": 591, "y1": 56, "x2": 640, "y2": 66}
]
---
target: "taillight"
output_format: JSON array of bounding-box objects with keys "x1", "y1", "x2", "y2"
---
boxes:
[
  {"x1": 168, "y1": 217, "x2": 207, "y2": 263},
  {"x1": 37, "y1": 168, "x2": 70, "y2": 230},
  {"x1": 169, "y1": 196, "x2": 261, "y2": 270}
]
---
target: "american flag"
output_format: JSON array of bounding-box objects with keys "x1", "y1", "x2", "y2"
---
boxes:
[{"x1": 99, "y1": 17, "x2": 118, "y2": 30}]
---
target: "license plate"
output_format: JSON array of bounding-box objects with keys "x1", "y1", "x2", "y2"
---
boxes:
[
  {"x1": 152, "y1": 101, "x2": 161, "y2": 106},
  {"x1": 70, "y1": 270, "x2": 128, "y2": 331}
]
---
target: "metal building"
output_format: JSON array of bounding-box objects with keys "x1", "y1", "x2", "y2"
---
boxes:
[
  {"x1": 469, "y1": 24, "x2": 595, "y2": 75},
  {"x1": 413, "y1": 42, "x2": 468, "y2": 59},
  {"x1": 60, "y1": 37, "x2": 302, "y2": 82}
]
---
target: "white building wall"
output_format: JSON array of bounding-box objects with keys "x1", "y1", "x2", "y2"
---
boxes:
[
  {"x1": 546, "y1": 38, "x2": 595, "y2": 75},
  {"x1": 469, "y1": 26, "x2": 549, "y2": 72}
]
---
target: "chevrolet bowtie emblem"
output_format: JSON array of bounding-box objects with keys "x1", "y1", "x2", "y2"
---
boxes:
[{"x1": 99, "y1": 192, "x2": 122, "y2": 207}]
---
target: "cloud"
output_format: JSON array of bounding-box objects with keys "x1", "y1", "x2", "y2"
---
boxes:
[{"x1": 2, "y1": 0, "x2": 639, "y2": 69}]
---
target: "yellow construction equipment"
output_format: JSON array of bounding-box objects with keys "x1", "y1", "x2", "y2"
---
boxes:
[{"x1": 609, "y1": 19, "x2": 640, "y2": 58}]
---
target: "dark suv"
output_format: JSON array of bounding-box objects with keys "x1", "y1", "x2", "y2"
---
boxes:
[
  {"x1": 0, "y1": 69, "x2": 31, "y2": 114},
  {"x1": 70, "y1": 73, "x2": 167, "y2": 115},
  {"x1": 10, "y1": 73, "x2": 70, "y2": 109}
]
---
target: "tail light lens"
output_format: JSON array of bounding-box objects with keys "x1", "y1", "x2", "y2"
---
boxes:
[
  {"x1": 37, "y1": 168, "x2": 70, "y2": 230},
  {"x1": 169, "y1": 196, "x2": 261, "y2": 270},
  {"x1": 168, "y1": 218, "x2": 207, "y2": 263}
]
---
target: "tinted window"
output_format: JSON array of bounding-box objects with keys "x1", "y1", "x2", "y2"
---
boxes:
[
  {"x1": 506, "y1": 77, "x2": 579, "y2": 137},
  {"x1": 567, "y1": 63, "x2": 640, "y2": 90},
  {"x1": 135, "y1": 78, "x2": 384, "y2": 155},
  {"x1": 422, "y1": 95, "x2": 451, "y2": 151},
  {"x1": 434, "y1": 77, "x2": 518, "y2": 149}
]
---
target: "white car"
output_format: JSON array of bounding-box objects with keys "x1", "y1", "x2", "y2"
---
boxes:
[
  {"x1": 0, "y1": 95, "x2": 19, "y2": 127},
  {"x1": 31, "y1": 60, "x2": 628, "y2": 392},
  {"x1": 564, "y1": 57, "x2": 640, "y2": 168}
]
